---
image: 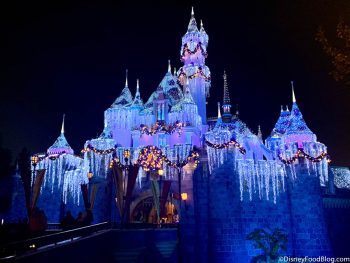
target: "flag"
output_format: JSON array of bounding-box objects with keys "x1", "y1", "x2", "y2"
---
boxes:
[
  {"x1": 124, "y1": 165, "x2": 139, "y2": 222},
  {"x1": 151, "y1": 179, "x2": 160, "y2": 223},
  {"x1": 30, "y1": 169, "x2": 46, "y2": 211},
  {"x1": 89, "y1": 184, "x2": 99, "y2": 210},
  {"x1": 160, "y1": 180, "x2": 172, "y2": 218},
  {"x1": 81, "y1": 184, "x2": 89, "y2": 209},
  {"x1": 112, "y1": 165, "x2": 124, "y2": 220}
]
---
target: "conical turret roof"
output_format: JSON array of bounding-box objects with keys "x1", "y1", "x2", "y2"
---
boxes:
[
  {"x1": 187, "y1": 7, "x2": 199, "y2": 33},
  {"x1": 47, "y1": 115, "x2": 74, "y2": 155},
  {"x1": 111, "y1": 70, "x2": 133, "y2": 108},
  {"x1": 131, "y1": 79, "x2": 144, "y2": 108},
  {"x1": 271, "y1": 106, "x2": 291, "y2": 135},
  {"x1": 284, "y1": 102, "x2": 313, "y2": 135},
  {"x1": 156, "y1": 61, "x2": 183, "y2": 106}
]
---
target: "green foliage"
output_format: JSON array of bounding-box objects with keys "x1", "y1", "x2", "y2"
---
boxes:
[{"x1": 247, "y1": 228, "x2": 288, "y2": 262}]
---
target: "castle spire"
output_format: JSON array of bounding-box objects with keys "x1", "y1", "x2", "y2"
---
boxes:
[
  {"x1": 222, "y1": 71, "x2": 232, "y2": 123},
  {"x1": 131, "y1": 79, "x2": 144, "y2": 108},
  {"x1": 61, "y1": 114, "x2": 65, "y2": 134},
  {"x1": 291, "y1": 81, "x2": 296, "y2": 103},
  {"x1": 125, "y1": 69, "x2": 128, "y2": 87},
  {"x1": 281, "y1": 105, "x2": 283, "y2": 112},
  {"x1": 187, "y1": 7, "x2": 199, "y2": 32},
  {"x1": 168, "y1": 59, "x2": 171, "y2": 73},
  {"x1": 136, "y1": 79, "x2": 140, "y2": 96},
  {"x1": 223, "y1": 71, "x2": 230, "y2": 105},
  {"x1": 257, "y1": 125, "x2": 263, "y2": 141},
  {"x1": 217, "y1": 102, "x2": 222, "y2": 119},
  {"x1": 173, "y1": 67, "x2": 176, "y2": 76}
]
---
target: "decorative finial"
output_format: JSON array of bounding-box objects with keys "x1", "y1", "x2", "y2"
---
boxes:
[
  {"x1": 173, "y1": 67, "x2": 176, "y2": 76},
  {"x1": 236, "y1": 104, "x2": 239, "y2": 116},
  {"x1": 191, "y1": 6, "x2": 194, "y2": 16},
  {"x1": 168, "y1": 59, "x2": 171, "y2": 73},
  {"x1": 291, "y1": 81, "x2": 296, "y2": 103},
  {"x1": 217, "y1": 102, "x2": 222, "y2": 119},
  {"x1": 286, "y1": 105, "x2": 289, "y2": 111},
  {"x1": 200, "y1": 19, "x2": 203, "y2": 28},
  {"x1": 136, "y1": 79, "x2": 139, "y2": 92},
  {"x1": 281, "y1": 105, "x2": 283, "y2": 112},
  {"x1": 257, "y1": 125, "x2": 263, "y2": 140},
  {"x1": 61, "y1": 114, "x2": 65, "y2": 134},
  {"x1": 125, "y1": 69, "x2": 128, "y2": 87}
]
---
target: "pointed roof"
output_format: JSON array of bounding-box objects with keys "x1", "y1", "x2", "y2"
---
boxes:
[
  {"x1": 47, "y1": 115, "x2": 74, "y2": 155},
  {"x1": 272, "y1": 106, "x2": 291, "y2": 135},
  {"x1": 131, "y1": 79, "x2": 144, "y2": 108},
  {"x1": 257, "y1": 125, "x2": 263, "y2": 140},
  {"x1": 187, "y1": 7, "x2": 199, "y2": 33},
  {"x1": 99, "y1": 119, "x2": 113, "y2": 139},
  {"x1": 217, "y1": 102, "x2": 222, "y2": 119},
  {"x1": 284, "y1": 102, "x2": 313, "y2": 136},
  {"x1": 170, "y1": 80, "x2": 195, "y2": 112},
  {"x1": 111, "y1": 70, "x2": 133, "y2": 108},
  {"x1": 284, "y1": 85, "x2": 314, "y2": 136},
  {"x1": 156, "y1": 62, "x2": 183, "y2": 106},
  {"x1": 182, "y1": 79, "x2": 195, "y2": 104},
  {"x1": 199, "y1": 19, "x2": 209, "y2": 44},
  {"x1": 200, "y1": 20, "x2": 206, "y2": 34}
]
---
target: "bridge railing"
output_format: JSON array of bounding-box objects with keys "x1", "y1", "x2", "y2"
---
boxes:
[{"x1": 1, "y1": 222, "x2": 111, "y2": 259}]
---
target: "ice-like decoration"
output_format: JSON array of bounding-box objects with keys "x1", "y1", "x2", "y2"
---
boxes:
[
  {"x1": 47, "y1": 133, "x2": 74, "y2": 155},
  {"x1": 33, "y1": 154, "x2": 88, "y2": 205},
  {"x1": 84, "y1": 138, "x2": 116, "y2": 178},
  {"x1": 272, "y1": 107, "x2": 291, "y2": 135},
  {"x1": 332, "y1": 166, "x2": 350, "y2": 189},
  {"x1": 111, "y1": 72, "x2": 133, "y2": 107},
  {"x1": 237, "y1": 159, "x2": 286, "y2": 204}
]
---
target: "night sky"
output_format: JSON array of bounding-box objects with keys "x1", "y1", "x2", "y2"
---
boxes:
[{"x1": 1, "y1": 1, "x2": 350, "y2": 166}]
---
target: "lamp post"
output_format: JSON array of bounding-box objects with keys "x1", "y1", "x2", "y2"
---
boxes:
[
  {"x1": 122, "y1": 149, "x2": 131, "y2": 224},
  {"x1": 30, "y1": 155, "x2": 38, "y2": 204},
  {"x1": 158, "y1": 168, "x2": 164, "y2": 224}
]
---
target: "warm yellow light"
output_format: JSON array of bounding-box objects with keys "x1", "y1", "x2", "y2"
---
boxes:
[
  {"x1": 123, "y1": 149, "x2": 131, "y2": 159},
  {"x1": 158, "y1": 169, "x2": 164, "y2": 176},
  {"x1": 181, "y1": 193, "x2": 188, "y2": 201},
  {"x1": 31, "y1": 155, "x2": 38, "y2": 165},
  {"x1": 87, "y1": 171, "x2": 93, "y2": 179}
]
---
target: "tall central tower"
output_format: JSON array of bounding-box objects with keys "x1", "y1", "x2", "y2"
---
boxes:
[{"x1": 177, "y1": 7, "x2": 211, "y2": 125}]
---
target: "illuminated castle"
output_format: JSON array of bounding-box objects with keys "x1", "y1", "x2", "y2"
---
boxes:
[{"x1": 6, "y1": 7, "x2": 350, "y2": 262}]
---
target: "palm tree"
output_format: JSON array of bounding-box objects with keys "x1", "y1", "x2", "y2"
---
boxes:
[{"x1": 246, "y1": 228, "x2": 288, "y2": 263}]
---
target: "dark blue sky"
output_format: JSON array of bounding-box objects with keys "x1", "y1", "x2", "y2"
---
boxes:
[{"x1": 1, "y1": 0, "x2": 350, "y2": 166}]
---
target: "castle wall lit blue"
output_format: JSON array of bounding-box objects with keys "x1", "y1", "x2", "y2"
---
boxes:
[{"x1": 2, "y1": 7, "x2": 350, "y2": 262}]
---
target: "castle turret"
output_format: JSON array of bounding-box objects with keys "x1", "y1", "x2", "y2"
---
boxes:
[
  {"x1": 177, "y1": 7, "x2": 211, "y2": 124},
  {"x1": 111, "y1": 70, "x2": 133, "y2": 107},
  {"x1": 47, "y1": 114, "x2": 74, "y2": 155},
  {"x1": 282, "y1": 82, "x2": 316, "y2": 147},
  {"x1": 222, "y1": 71, "x2": 232, "y2": 123}
]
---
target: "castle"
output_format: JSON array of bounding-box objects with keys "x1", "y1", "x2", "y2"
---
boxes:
[{"x1": 3, "y1": 7, "x2": 350, "y2": 262}]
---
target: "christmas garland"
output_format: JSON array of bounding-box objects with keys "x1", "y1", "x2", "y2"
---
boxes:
[
  {"x1": 181, "y1": 43, "x2": 208, "y2": 60},
  {"x1": 205, "y1": 139, "x2": 246, "y2": 154},
  {"x1": 278, "y1": 149, "x2": 331, "y2": 165},
  {"x1": 108, "y1": 145, "x2": 199, "y2": 172},
  {"x1": 32, "y1": 152, "x2": 83, "y2": 165},
  {"x1": 81, "y1": 144, "x2": 116, "y2": 155},
  {"x1": 140, "y1": 121, "x2": 184, "y2": 136},
  {"x1": 178, "y1": 67, "x2": 211, "y2": 82}
]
